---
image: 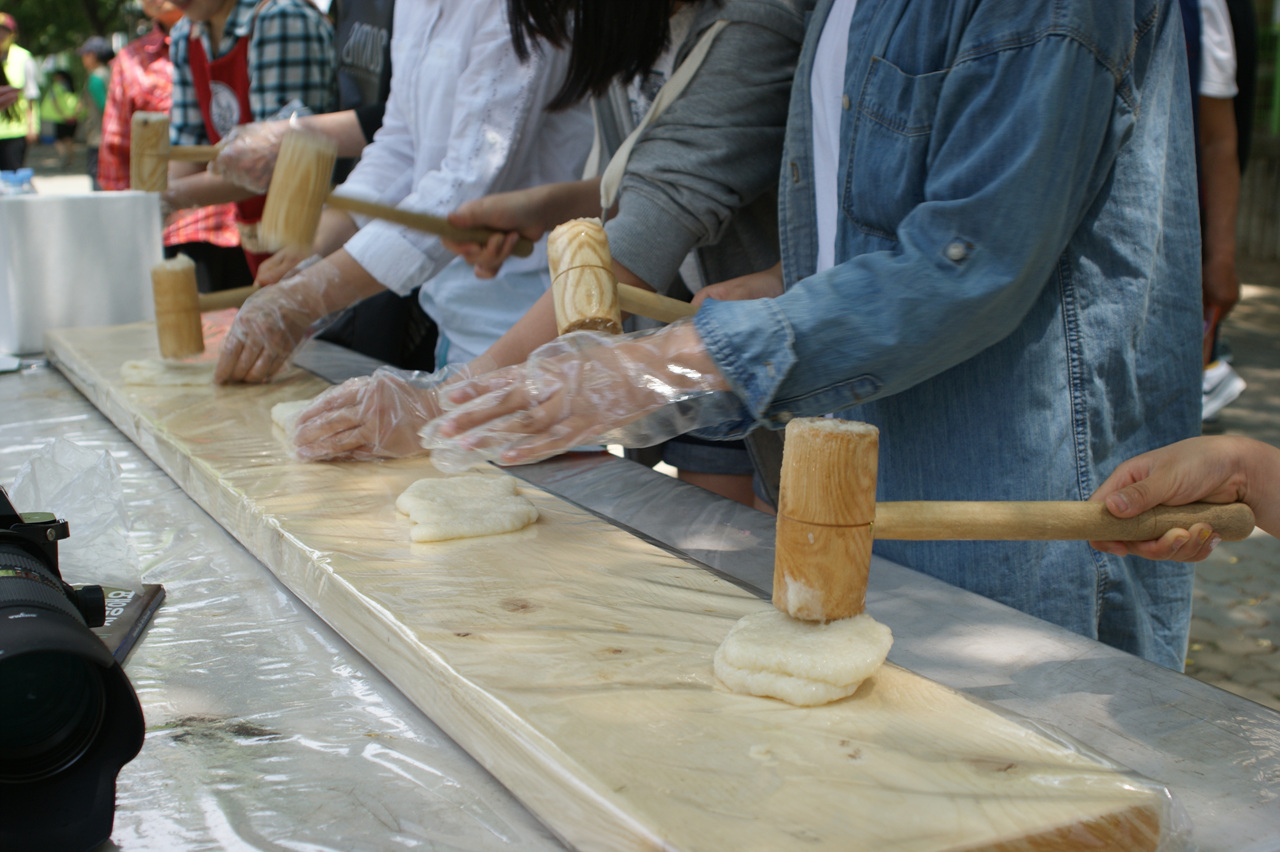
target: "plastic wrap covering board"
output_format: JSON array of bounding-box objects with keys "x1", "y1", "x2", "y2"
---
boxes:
[
  {"x1": 47, "y1": 321, "x2": 1184, "y2": 852},
  {"x1": 0, "y1": 192, "x2": 163, "y2": 356},
  {"x1": 0, "y1": 363, "x2": 561, "y2": 851}
]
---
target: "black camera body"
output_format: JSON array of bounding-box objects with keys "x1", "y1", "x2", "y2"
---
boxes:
[{"x1": 0, "y1": 485, "x2": 144, "y2": 852}]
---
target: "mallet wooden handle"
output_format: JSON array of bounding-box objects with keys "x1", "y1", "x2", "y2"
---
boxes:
[
  {"x1": 617, "y1": 283, "x2": 697, "y2": 323},
  {"x1": 874, "y1": 501, "x2": 1255, "y2": 541},
  {"x1": 327, "y1": 195, "x2": 535, "y2": 258},
  {"x1": 197, "y1": 285, "x2": 258, "y2": 313}
]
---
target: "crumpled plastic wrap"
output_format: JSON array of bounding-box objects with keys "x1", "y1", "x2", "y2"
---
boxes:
[
  {"x1": 38, "y1": 320, "x2": 1197, "y2": 852},
  {"x1": 9, "y1": 435, "x2": 143, "y2": 590},
  {"x1": 0, "y1": 361, "x2": 561, "y2": 851}
]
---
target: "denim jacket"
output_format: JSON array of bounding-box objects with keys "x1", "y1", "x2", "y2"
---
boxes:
[{"x1": 694, "y1": 0, "x2": 1202, "y2": 668}]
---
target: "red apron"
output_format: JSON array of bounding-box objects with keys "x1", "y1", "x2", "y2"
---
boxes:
[{"x1": 188, "y1": 7, "x2": 273, "y2": 275}]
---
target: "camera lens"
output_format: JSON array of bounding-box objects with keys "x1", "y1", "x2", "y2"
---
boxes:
[
  {"x1": 0, "y1": 651, "x2": 106, "y2": 782},
  {"x1": 0, "y1": 540, "x2": 111, "y2": 783}
]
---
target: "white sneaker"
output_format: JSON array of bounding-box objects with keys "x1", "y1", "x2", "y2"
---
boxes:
[{"x1": 1202, "y1": 360, "x2": 1246, "y2": 421}]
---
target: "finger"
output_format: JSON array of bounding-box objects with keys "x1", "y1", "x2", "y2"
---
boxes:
[
  {"x1": 497, "y1": 418, "x2": 593, "y2": 465},
  {"x1": 438, "y1": 386, "x2": 537, "y2": 437},
  {"x1": 1088, "y1": 540, "x2": 1128, "y2": 556},
  {"x1": 1127, "y1": 528, "x2": 1193, "y2": 561},
  {"x1": 296, "y1": 426, "x2": 368, "y2": 460},
  {"x1": 215, "y1": 336, "x2": 246, "y2": 383},
  {"x1": 229, "y1": 336, "x2": 268, "y2": 384},
  {"x1": 244, "y1": 344, "x2": 286, "y2": 384},
  {"x1": 1104, "y1": 480, "x2": 1163, "y2": 519},
  {"x1": 445, "y1": 371, "x2": 519, "y2": 406},
  {"x1": 295, "y1": 406, "x2": 361, "y2": 445}
]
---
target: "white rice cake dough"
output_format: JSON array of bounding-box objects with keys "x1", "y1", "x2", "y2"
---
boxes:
[
  {"x1": 271, "y1": 397, "x2": 315, "y2": 436},
  {"x1": 120, "y1": 358, "x2": 215, "y2": 386},
  {"x1": 395, "y1": 474, "x2": 538, "y2": 543},
  {"x1": 714, "y1": 610, "x2": 893, "y2": 707}
]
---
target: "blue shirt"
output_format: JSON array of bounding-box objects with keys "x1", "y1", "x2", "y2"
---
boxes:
[{"x1": 695, "y1": 0, "x2": 1202, "y2": 669}]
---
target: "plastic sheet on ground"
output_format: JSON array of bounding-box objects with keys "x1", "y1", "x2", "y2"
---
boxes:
[{"x1": 33, "y1": 320, "x2": 1197, "y2": 852}]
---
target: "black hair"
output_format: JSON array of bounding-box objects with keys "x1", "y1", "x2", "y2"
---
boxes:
[
  {"x1": 508, "y1": 0, "x2": 707, "y2": 111},
  {"x1": 52, "y1": 69, "x2": 74, "y2": 89}
]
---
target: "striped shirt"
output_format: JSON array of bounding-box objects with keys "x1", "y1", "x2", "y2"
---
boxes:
[
  {"x1": 100, "y1": 25, "x2": 240, "y2": 248},
  {"x1": 169, "y1": 0, "x2": 335, "y2": 147}
]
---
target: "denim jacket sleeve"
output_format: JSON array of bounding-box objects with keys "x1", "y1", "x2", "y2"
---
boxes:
[
  {"x1": 695, "y1": 27, "x2": 1133, "y2": 435},
  {"x1": 605, "y1": 0, "x2": 808, "y2": 293}
]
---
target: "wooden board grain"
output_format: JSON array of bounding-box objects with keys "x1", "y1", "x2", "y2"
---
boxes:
[{"x1": 46, "y1": 322, "x2": 1171, "y2": 852}]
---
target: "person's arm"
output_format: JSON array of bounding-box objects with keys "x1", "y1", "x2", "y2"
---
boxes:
[
  {"x1": 691, "y1": 28, "x2": 1127, "y2": 435},
  {"x1": 1089, "y1": 436, "x2": 1280, "y2": 560},
  {"x1": 99, "y1": 56, "x2": 134, "y2": 191},
  {"x1": 1199, "y1": 96, "x2": 1241, "y2": 325},
  {"x1": 23, "y1": 56, "x2": 39, "y2": 139},
  {"x1": 604, "y1": 8, "x2": 804, "y2": 293},
  {"x1": 423, "y1": 23, "x2": 1139, "y2": 462},
  {"x1": 341, "y1": 6, "x2": 573, "y2": 295}
]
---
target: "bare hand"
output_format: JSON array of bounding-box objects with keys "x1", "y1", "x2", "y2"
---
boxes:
[
  {"x1": 444, "y1": 188, "x2": 550, "y2": 279},
  {"x1": 1088, "y1": 436, "x2": 1256, "y2": 561},
  {"x1": 0, "y1": 86, "x2": 19, "y2": 110}
]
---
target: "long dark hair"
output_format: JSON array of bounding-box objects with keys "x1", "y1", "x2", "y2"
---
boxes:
[{"x1": 508, "y1": 0, "x2": 700, "y2": 110}]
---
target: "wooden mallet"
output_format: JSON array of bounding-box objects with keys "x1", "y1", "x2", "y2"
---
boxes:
[
  {"x1": 547, "y1": 218, "x2": 698, "y2": 335},
  {"x1": 151, "y1": 255, "x2": 257, "y2": 359},
  {"x1": 130, "y1": 112, "x2": 222, "y2": 192},
  {"x1": 774, "y1": 417, "x2": 1256, "y2": 623},
  {"x1": 257, "y1": 128, "x2": 536, "y2": 257}
]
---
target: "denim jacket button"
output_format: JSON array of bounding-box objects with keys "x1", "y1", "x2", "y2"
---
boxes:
[
  {"x1": 790, "y1": 162, "x2": 800, "y2": 184},
  {"x1": 945, "y1": 241, "x2": 969, "y2": 262},
  {"x1": 842, "y1": 94, "x2": 851, "y2": 110}
]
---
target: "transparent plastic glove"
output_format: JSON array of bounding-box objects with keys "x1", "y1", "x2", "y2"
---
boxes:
[
  {"x1": 420, "y1": 321, "x2": 729, "y2": 470},
  {"x1": 293, "y1": 357, "x2": 495, "y2": 461},
  {"x1": 215, "y1": 256, "x2": 343, "y2": 384},
  {"x1": 208, "y1": 119, "x2": 290, "y2": 194}
]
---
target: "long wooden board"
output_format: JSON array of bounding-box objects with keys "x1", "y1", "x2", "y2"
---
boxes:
[{"x1": 47, "y1": 322, "x2": 1172, "y2": 852}]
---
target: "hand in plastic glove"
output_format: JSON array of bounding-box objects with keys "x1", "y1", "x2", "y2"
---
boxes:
[
  {"x1": 208, "y1": 119, "x2": 289, "y2": 194},
  {"x1": 420, "y1": 321, "x2": 729, "y2": 468},
  {"x1": 215, "y1": 256, "x2": 344, "y2": 384},
  {"x1": 255, "y1": 245, "x2": 314, "y2": 287},
  {"x1": 1089, "y1": 435, "x2": 1280, "y2": 561},
  {"x1": 293, "y1": 359, "x2": 493, "y2": 461}
]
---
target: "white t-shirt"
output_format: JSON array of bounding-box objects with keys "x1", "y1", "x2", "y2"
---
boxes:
[
  {"x1": 1199, "y1": 0, "x2": 1238, "y2": 99},
  {"x1": 811, "y1": 0, "x2": 859, "y2": 274}
]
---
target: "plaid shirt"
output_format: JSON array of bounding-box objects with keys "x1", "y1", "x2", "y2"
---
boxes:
[
  {"x1": 169, "y1": 0, "x2": 335, "y2": 147},
  {"x1": 99, "y1": 25, "x2": 240, "y2": 248}
]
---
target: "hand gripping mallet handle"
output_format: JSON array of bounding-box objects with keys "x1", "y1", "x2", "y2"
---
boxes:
[
  {"x1": 257, "y1": 128, "x2": 534, "y2": 257},
  {"x1": 771, "y1": 417, "x2": 1257, "y2": 624}
]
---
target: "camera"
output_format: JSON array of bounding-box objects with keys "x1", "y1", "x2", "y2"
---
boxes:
[{"x1": 0, "y1": 485, "x2": 144, "y2": 852}]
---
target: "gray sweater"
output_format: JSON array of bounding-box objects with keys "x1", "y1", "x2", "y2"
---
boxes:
[{"x1": 597, "y1": 0, "x2": 811, "y2": 296}]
